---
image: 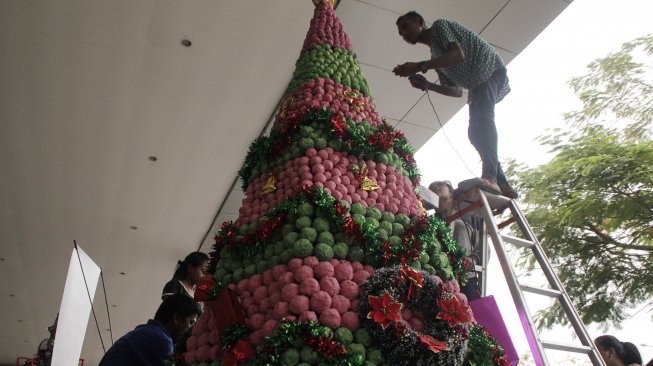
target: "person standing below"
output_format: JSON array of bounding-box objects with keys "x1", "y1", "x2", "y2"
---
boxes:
[
  {"x1": 595, "y1": 335, "x2": 643, "y2": 366},
  {"x1": 429, "y1": 180, "x2": 480, "y2": 301},
  {"x1": 393, "y1": 11, "x2": 518, "y2": 199},
  {"x1": 162, "y1": 251, "x2": 209, "y2": 300},
  {"x1": 99, "y1": 294, "x2": 202, "y2": 366}
]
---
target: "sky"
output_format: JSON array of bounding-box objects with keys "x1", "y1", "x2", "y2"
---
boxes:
[{"x1": 414, "y1": 0, "x2": 653, "y2": 363}]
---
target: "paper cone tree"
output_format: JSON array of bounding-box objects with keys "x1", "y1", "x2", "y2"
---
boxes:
[{"x1": 183, "y1": 2, "x2": 511, "y2": 365}]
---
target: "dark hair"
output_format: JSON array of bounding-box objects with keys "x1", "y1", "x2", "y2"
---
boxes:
[
  {"x1": 154, "y1": 294, "x2": 201, "y2": 323},
  {"x1": 595, "y1": 335, "x2": 643, "y2": 365},
  {"x1": 396, "y1": 11, "x2": 424, "y2": 26},
  {"x1": 172, "y1": 251, "x2": 209, "y2": 280}
]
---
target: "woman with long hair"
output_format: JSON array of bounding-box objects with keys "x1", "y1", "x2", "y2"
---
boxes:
[{"x1": 161, "y1": 251, "x2": 209, "y2": 300}]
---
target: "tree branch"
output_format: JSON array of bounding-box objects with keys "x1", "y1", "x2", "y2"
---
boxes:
[{"x1": 586, "y1": 222, "x2": 653, "y2": 252}]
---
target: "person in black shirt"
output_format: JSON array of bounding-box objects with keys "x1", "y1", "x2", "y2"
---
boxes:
[{"x1": 162, "y1": 252, "x2": 209, "y2": 300}]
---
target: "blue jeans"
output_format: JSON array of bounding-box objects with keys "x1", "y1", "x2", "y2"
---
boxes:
[{"x1": 468, "y1": 68, "x2": 508, "y2": 185}]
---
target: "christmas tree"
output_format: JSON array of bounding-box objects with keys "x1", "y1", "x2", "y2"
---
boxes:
[{"x1": 182, "y1": 2, "x2": 510, "y2": 365}]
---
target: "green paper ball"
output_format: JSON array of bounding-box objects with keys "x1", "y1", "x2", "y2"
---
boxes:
[
  {"x1": 300, "y1": 227, "x2": 318, "y2": 243},
  {"x1": 354, "y1": 328, "x2": 371, "y2": 347},
  {"x1": 317, "y1": 231, "x2": 335, "y2": 246},
  {"x1": 348, "y1": 343, "x2": 366, "y2": 357},
  {"x1": 275, "y1": 241, "x2": 286, "y2": 255},
  {"x1": 314, "y1": 243, "x2": 334, "y2": 261},
  {"x1": 367, "y1": 348, "x2": 384, "y2": 364},
  {"x1": 312, "y1": 217, "x2": 330, "y2": 233},
  {"x1": 280, "y1": 248, "x2": 295, "y2": 264},
  {"x1": 365, "y1": 207, "x2": 382, "y2": 220},
  {"x1": 281, "y1": 224, "x2": 296, "y2": 236},
  {"x1": 298, "y1": 203, "x2": 315, "y2": 218},
  {"x1": 281, "y1": 348, "x2": 300, "y2": 365},
  {"x1": 334, "y1": 327, "x2": 353, "y2": 345},
  {"x1": 296, "y1": 217, "x2": 312, "y2": 230},
  {"x1": 378, "y1": 221, "x2": 393, "y2": 235},
  {"x1": 388, "y1": 236, "x2": 402, "y2": 246},
  {"x1": 347, "y1": 246, "x2": 365, "y2": 262},
  {"x1": 376, "y1": 228, "x2": 388, "y2": 241},
  {"x1": 300, "y1": 346, "x2": 318, "y2": 363},
  {"x1": 365, "y1": 217, "x2": 380, "y2": 229},
  {"x1": 333, "y1": 243, "x2": 349, "y2": 259},
  {"x1": 395, "y1": 214, "x2": 410, "y2": 226},
  {"x1": 352, "y1": 214, "x2": 366, "y2": 225},
  {"x1": 293, "y1": 239, "x2": 314, "y2": 258},
  {"x1": 350, "y1": 203, "x2": 366, "y2": 215},
  {"x1": 392, "y1": 223, "x2": 405, "y2": 236}
]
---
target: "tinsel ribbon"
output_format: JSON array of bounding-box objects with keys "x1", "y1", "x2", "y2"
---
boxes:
[
  {"x1": 400, "y1": 266, "x2": 424, "y2": 301},
  {"x1": 261, "y1": 175, "x2": 277, "y2": 195},
  {"x1": 222, "y1": 339, "x2": 253, "y2": 366}
]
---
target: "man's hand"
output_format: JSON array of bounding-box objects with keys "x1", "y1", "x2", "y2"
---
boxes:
[
  {"x1": 462, "y1": 257, "x2": 475, "y2": 272},
  {"x1": 393, "y1": 62, "x2": 420, "y2": 77},
  {"x1": 408, "y1": 74, "x2": 429, "y2": 91}
]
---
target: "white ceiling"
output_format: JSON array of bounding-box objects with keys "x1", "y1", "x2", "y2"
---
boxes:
[{"x1": 0, "y1": 0, "x2": 570, "y2": 364}]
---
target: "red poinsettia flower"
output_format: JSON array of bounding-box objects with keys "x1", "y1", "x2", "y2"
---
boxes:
[
  {"x1": 367, "y1": 291, "x2": 403, "y2": 329},
  {"x1": 401, "y1": 266, "x2": 424, "y2": 300},
  {"x1": 419, "y1": 334, "x2": 450, "y2": 353},
  {"x1": 437, "y1": 295, "x2": 471, "y2": 327}
]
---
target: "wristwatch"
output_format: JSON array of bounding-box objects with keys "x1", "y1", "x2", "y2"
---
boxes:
[{"x1": 420, "y1": 61, "x2": 429, "y2": 73}]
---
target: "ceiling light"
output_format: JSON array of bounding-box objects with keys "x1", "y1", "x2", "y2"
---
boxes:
[
  {"x1": 148, "y1": 156, "x2": 158, "y2": 162},
  {"x1": 129, "y1": 226, "x2": 138, "y2": 230},
  {"x1": 120, "y1": 272, "x2": 126, "y2": 275},
  {"x1": 181, "y1": 39, "x2": 192, "y2": 47}
]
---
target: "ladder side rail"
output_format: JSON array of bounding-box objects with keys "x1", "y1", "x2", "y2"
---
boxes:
[
  {"x1": 479, "y1": 222, "x2": 489, "y2": 297},
  {"x1": 477, "y1": 192, "x2": 550, "y2": 366},
  {"x1": 508, "y1": 200, "x2": 606, "y2": 366}
]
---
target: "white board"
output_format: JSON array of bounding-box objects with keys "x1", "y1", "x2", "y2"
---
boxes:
[{"x1": 51, "y1": 245, "x2": 101, "y2": 366}]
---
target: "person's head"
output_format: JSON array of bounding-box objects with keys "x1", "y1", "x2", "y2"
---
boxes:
[
  {"x1": 396, "y1": 11, "x2": 426, "y2": 45},
  {"x1": 429, "y1": 180, "x2": 455, "y2": 212},
  {"x1": 154, "y1": 294, "x2": 202, "y2": 341},
  {"x1": 173, "y1": 251, "x2": 209, "y2": 285},
  {"x1": 595, "y1": 335, "x2": 643, "y2": 366}
]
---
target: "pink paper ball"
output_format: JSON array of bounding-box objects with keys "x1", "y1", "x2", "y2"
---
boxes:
[
  {"x1": 339, "y1": 280, "x2": 359, "y2": 299},
  {"x1": 186, "y1": 335, "x2": 198, "y2": 351},
  {"x1": 300, "y1": 278, "x2": 320, "y2": 296},
  {"x1": 334, "y1": 262, "x2": 353, "y2": 282},
  {"x1": 253, "y1": 286, "x2": 268, "y2": 304},
  {"x1": 273, "y1": 302, "x2": 289, "y2": 320},
  {"x1": 210, "y1": 345, "x2": 221, "y2": 360},
  {"x1": 319, "y1": 276, "x2": 340, "y2": 297},
  {"x1": 289, "y1": 295, "x2": 310, "y2": 315},
  {"x1": 263, "y1": 270, "x2": 274, "y2": 286},
  {"x1": 247, "y1": 304, "x2": 259, "y2": 316},
  {"x1": 329, "y1": 259, "x2": 341, "y2": 267},
  {"x1": 299, "y1": 311, "x2": 318, "y2": 322},
  {"x1": 341, "y1": 311, "x2": 360, "y2": 330},
  {"x1": 288, "y1": 258, "x2": 303, "y2": 271},
  {"x1": 198, "y1": 332, "x2": 210, "y2": 346},
  {"x1": 281, "y1": 283, "x2": 299, "y2": 302},
  {"x1": 331, "y1": 294, "x2": 351, "y2": 314},
  {"x1": 294, "y1": 265, "x2": 315, "y2": 283},
  {"x1": 248, "y1": 313, "x2": 266, "y2": 330},
  {"x1": 319, "y1": 308, "x2": 342, "y2": 329},
  {"x1": 279, "y1": 272, "x2": 295, "y2": 285},
  {"x1": 268, "y1": 291, "x2": 281, "y2": 307},
  {"x1": 310, "y1": 291, "x2": 333, "y2": 313},
  {"x1": 184, "y1": 350, "x2": 197, "y2": 364},
  {"x1": 237, "y1": 279, "x2": 249, "y2": 294},
  {"x1": 263, "y1": 319, "x2": 278, "y2": 334},
  {"x1": 352, "y1": 270, "x2": 371, "y2": 285},
  {"x1": 249, "y1": 330, "x2": 265, "y2": 346},
  {"x1": 259, "y1": 298, "x2": 272, "y2": 312},
  {"x1": 314, "y1": 262, "x2": 335, "y2": 279},
  {"x1": 241, "y1": 296, "x2": 255, "y2": 309},
  {"x1": 350, "y1": 299, "x2": 361, "y2": 311},
  {"x1": 304, "y1": 256, "x2": 319, "y2": 268},
  {"x1": 272, "y1": 265, "x2": 289, "y2": 280}
]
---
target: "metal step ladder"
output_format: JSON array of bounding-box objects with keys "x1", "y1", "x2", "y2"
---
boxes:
[{"x1": 446, "y1": 186, "x2": 605, "y2": 366}]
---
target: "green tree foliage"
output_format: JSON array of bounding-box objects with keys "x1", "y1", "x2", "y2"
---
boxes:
[{"x1": 507, "y1": 35, "x2": 653, "y2": 329}]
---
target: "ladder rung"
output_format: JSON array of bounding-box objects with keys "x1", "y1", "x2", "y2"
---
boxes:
[
  {"x1": 541, "y1": 340, "x2": 592, "y2": 354},
  {"x1": 474, "y1": 265, "x2": 484, "y2": 273},
  {"x1": 520, "y1": 284, "x2": 561, "y2": 298},
  {"x1": 501, "y1": 235, "x2": 534, "y2": 249}
]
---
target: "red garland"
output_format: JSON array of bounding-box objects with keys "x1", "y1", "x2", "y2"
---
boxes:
[
  {"x1": 306, "y1": 334, "x2": 347, "y2": 360},
  {"x1": 331, "y1": 114, "x2": 346, "y2": 138}
]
